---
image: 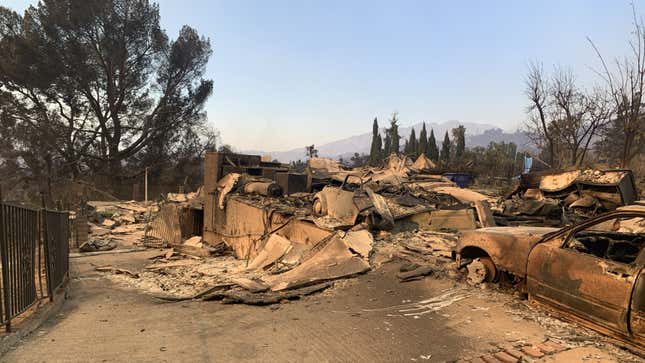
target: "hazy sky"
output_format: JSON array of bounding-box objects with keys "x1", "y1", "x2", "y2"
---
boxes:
[{"x1": 3, "y1": 1, "x2": 638, "y2": 151}]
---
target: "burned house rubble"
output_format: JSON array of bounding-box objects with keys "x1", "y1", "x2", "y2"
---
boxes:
[
  {"x1": 201, "y1": 152, "x2": 499, "y2": 260},
  {"x1": 174, "y1": 151, "x2": 498, "y2": 299},
  {"x1": 93, "y1": 151, "x2": 499, "y2": 302},
  {"x1": 88, "y1": 151, "x2": 644, "y2": 350},
  {"x1": 503, "y1": 169, "x2": 638, "y2": 225}
]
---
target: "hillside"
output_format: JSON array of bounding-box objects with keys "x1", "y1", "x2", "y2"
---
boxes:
[{"x1": 244, "y1": 121, "x2": 531, "y2": 162}]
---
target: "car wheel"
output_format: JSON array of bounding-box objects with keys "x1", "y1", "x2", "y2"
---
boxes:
[
  {"x1": 312, "y1": 196, "x2": 326, "y2": 217},
  {"x1": 467, "y1": 257, "x2": 497, "y2": 284}
]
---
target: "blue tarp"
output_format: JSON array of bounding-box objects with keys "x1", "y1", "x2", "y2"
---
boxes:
[{"x1": 442, "y1": 173, "x2": 472, "y2": 188}]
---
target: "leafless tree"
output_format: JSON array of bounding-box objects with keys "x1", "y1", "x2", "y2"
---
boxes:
[
  {"x1": 549, "y1": 68, "x2": 611, "y2": 166},
  {"x1": 525, "y1": 64, "x2": 611, "y2": 168},
  {"x1": 525, "y1": 62, "x2": 557, "y2": 168},
  {"x1": 588, "y1": 4, "x2": 645, "y2": 167}
]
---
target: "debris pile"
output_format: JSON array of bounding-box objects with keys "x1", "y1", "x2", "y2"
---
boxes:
[
  {"x1": 96, "y1": 152, "x2": 641, "y2": 312},
  {"x1": 502, "y1": 169, "x2": 638, "y2": 224},
  {"x1": 203, "y1": 153, "x2": 496, "y2": 262},
  {"x1": 95, "y1": 152, "x2": 497, "y2": 304},
  {"x1": 80, "y1": 200, "x2": 157, "y2": 251},
  {"x1": 98, "y1": 253, "x2": 247, "y2": 299},
  {"x1": 373, "y1": 230, "x2": 459, "y2": 280}
]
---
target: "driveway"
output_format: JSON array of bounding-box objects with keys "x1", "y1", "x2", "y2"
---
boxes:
[{"x1": 1, "y1": 251, "x2": 637, "y2": 362}]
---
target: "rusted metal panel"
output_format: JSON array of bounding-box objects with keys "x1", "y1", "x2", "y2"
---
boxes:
[
  {"x1": 261, "y1": 231, "x2": 371, "y2": 291},
  {"x1": 312, "y1": 185, "x2": 396, "y2": 231},
  {"x1": 539, "y1": 170, "x2": 581, "y2": 192},
  {"x1": 216, "y1": 198, "x2": 272, "y2": 259},
  {"x1": 473, "y1": 200, "x2": 496, "y2": 227},
  {"x1": 316, "y1": 187, "x2": 360, "y2": 220},
  {"x1": 524, "y1": 209, "x2": 645, "y2": 347},
  {"x1": 457, "y1": 227, "x2": 556, "y2": 276},
  {"x1": 247, "y1": 234, "x2": 292, "y2": 270},
  {"x1": 277, "y1": 219, "x2": 332, "y2": 246},
  {"x1": 364, "y1": 187, "x2": 394, "y2": 230},
  {"x1": 631, "y1": 269, "x2": 645, "y2": 342},
  {"x1": 430, "y1": 209, "x2": 477, "y2": 231},
  {"x1": 432, "y1": 186, "x2": 491, "y2": 204},
  {"x1": 527, "y1": 241, "x2": 635, "y2": 337},
  {"x1": 312, "y1": 187, "x2": 363, "y2": 229},
  {"x1": 148, "y1": 204, "x2": 183, "y2": 245},
  {"x1": 212, "y1": 197, "x2": 331, "y2": 260},
  {"x1": 616, "y1": 172, "x2": 637, "y2": 205}
]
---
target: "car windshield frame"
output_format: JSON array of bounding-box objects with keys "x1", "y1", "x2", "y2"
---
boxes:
[
  {"x1": 562, "y1": 211, "x2": 644, "y2": 243},
  {"x1": 532, "y1": 210, "x2": 645, "y2": 248}
]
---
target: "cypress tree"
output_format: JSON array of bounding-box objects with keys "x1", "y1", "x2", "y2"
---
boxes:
[
  {"x1": 428, "y1": 129, "x2": 439, "y2": 161},
  {"x1": 452, "y1": 125, "x2": 466, "y2": 159},
  {"x1": 388, "y1": 113, "x2": 400, "y2": 154},
  {"x1": 418, "y1": 123, "x2": 428, "y2": 156},
  {"x1": 383, "y1": 133, "x2": 392, "y2": 156},
  {"x1": 369, "y1": 118, "x2": 383, "y2": 165},
  {"x1": 407, "y1": 128, "x2": 417, "y2": 157},
  {"x1": 441, "y1": 131, "x2": 451, "y2": 164},
  {"x1": 375, "y1": 133, "x2": 383, "y2": 162}
]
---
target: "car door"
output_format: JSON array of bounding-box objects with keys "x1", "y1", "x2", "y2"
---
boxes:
[
  {"x1": 527, "y1": 214, "x2": 642, "y2": 336},
  {"x1": 629, "y1": 261, "x2": 645, "y2": 342}
]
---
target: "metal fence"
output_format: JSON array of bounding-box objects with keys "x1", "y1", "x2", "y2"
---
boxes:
[
  {"x1": 43, "y1": 210, "x2": 70, "y2": 295},
  {"x1": 0, "y1": 203, "x2": 70, "y2": 332},
  {"x1": 0, "y1": 203, "x2": 39, "y2": 332}
]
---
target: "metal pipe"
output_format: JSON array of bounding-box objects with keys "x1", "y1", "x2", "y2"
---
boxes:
[{"x1": 243, "y1": 182, "x2": 283, "y2": 197}]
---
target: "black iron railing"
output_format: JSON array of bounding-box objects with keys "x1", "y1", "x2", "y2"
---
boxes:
[
  {"x1": 43, "y1": 209, "x2": 70, "y2": 296},
  {"x1": 0, "y1": 203, "x2": 39, "y2": 332},
  {"x1": 0, "y1": 203, "x2": 70, "y2": 332}
]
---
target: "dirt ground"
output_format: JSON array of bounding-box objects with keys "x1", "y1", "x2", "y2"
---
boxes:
[{"x1": 1, "y1": 249, "x2": 641, "y2": 363}]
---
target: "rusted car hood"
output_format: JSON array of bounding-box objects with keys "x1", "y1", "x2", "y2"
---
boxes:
[{"x1": 457, "y1": 226, "x2": 558, "y2": 276}]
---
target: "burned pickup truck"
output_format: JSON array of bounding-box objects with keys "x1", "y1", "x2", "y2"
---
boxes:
[{"x1": 457, "y1": 204, "x2": 645, "y2": 348}]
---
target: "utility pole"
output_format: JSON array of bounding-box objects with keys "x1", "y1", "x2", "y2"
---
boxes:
[{"x1": 144, "y1": 167, "x2": 149, "y2": 204}]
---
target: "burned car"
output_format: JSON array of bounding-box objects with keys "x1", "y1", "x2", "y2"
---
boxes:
[{"x1": 456, "y1": 205, "x2": 645, "y2": 348}]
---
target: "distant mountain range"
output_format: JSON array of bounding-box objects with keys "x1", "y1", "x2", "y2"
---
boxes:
[{"x1": 243, "y1": 120, "x2": 533, "y2": 163}]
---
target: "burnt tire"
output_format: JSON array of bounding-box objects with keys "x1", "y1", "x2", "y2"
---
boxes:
[
  {"x1": 312, "y1": 196, "x2": 326, "y2": 217},
  {"x1": 466, "y1": 257, "x2": 497, "y2": 285}
]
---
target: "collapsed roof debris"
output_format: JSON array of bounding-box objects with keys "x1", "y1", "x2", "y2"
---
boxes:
[
  {"x1": 94, "y1": 152, "x2": 500, "y2": 304},
  {"x1": 501, "y1": 169, "x2": 638, "y2": 225},
  {"x1": 260, "y1": 230, "x2": 372, "y2": 291},
  {"x1": 80, "y1": 200, "x2": 159, "y2": 252}
]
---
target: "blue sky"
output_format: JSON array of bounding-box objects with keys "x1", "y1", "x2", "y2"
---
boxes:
[{"x1": 4, "y1": 1, "x2": 638, "y2": 151}]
